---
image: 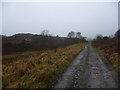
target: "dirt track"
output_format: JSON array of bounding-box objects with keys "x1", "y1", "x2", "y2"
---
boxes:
[{"x1": 53, "y1": 44, "x2": 118, "y2": 88}]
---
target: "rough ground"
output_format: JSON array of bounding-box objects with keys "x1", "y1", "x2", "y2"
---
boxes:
[{"x1": 53, "y1": 44, "x2": 118, "y2": 88}]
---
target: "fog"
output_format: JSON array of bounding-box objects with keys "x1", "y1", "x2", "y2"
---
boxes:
[{"x1": 2, "y1": 2, "x2": 118, "y2": 38}]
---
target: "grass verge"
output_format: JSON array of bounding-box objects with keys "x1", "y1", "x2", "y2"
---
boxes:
[
  {"x1": 93, "y1": 47, "x2": 120, "y2": 73},
  {"x1": 3, "y1": 43, "x2": 86, "y2": 88}
]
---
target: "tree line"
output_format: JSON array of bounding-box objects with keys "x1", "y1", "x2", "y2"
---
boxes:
[
  {"x1": 2, "y1": 30, "x2": 87, "y2": 55},
  {"x1": 93, "y1": 29, "x2": 120, "y2": 42},
  {"x1": 92, "y1": 29, "x2": 120, "y2": 53}
]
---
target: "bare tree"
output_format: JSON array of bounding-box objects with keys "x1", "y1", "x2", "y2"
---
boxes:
[
  {"x1": 96, "y1": 34, "x2": 103, "y2": 41},
  {"x1": 67, "y1": 32, "x2": 75, "y2": 38},
  {"x1": 76, "y1": 32, "x2": 82, "y2": 38},
  {"x1": 41, "y1": 30, "x2": 49, "y2": 36}
]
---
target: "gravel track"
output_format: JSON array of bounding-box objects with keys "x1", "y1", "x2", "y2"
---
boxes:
[{"x1": 53, "y1": 44, "x2": 118, "y2": 88}]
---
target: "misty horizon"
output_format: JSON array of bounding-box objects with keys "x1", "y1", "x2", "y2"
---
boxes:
[{"x1": 2, "y1": 2, "x2": 118, "y2": 39}]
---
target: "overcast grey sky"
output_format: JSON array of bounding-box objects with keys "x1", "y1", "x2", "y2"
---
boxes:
[{"x1": 2, "y1": 2, "x2": 118, "y2": 38}]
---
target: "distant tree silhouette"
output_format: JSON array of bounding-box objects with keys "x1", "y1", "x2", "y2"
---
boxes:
[
  {"x1": 67, "y1": 32, "x2": 75, "y2": 38},
  {"x1": 115, "y1": 29, "x2": 120, "y2": 38},
  {"x1": 76, "y1": 32, "x2": 82, "y2": 39},
  {"x1": 96, "y1": 34, "x2": 103, "y2": 41},
  {"x1": 103, "y1": 36, "x2": 109, "y2": 40},
  {"x1": 41, "y1": 30, "x2": 49, "y2": 36}
]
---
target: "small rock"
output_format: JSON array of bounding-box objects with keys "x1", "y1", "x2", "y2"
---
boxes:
[{"x1": 74, "y1": 77, "x2": 78, "y2": 80}]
